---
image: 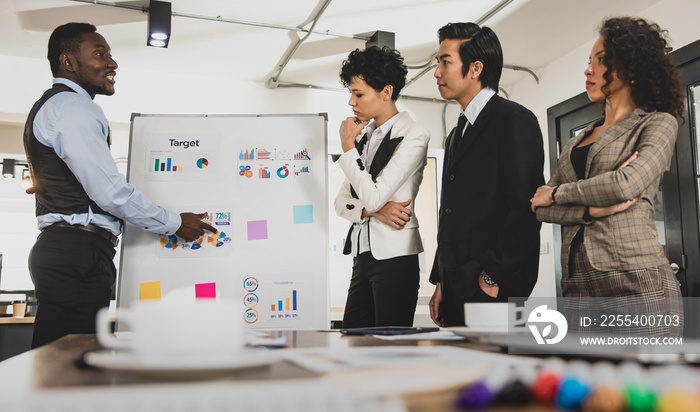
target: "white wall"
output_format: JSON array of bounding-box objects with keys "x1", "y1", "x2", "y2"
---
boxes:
[{"x1": 0, "y1": 178, "x2": 38, "y2": 291}]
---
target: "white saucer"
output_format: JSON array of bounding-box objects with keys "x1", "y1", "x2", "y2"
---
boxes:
[
  {"x1": 449, "y1": 326, "x2": 512, "y2": 338},
  {"x1": 83, "y1": 349, "x2": 279, "y2": 379}
]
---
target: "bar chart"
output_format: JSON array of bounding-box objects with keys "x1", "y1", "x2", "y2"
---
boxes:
[
  {"x1": 257, "y1": 148, "x2": 272, "y2": 160},
  {"x1": 239, "y1": 148, "x2": 256, "y2": 161},
  {"x1": 294, "y1": 165, "x2": 310, "y2": 176},
  {"x1": 154, "y1": 158, "x2": 183, "y2": 172},
  {"x1": 258, "y1": 166, "x2": 271, "y2": 179},
  {"x1": 270, "y1": 290, "x2": 298, "y2": 312},
  {"x1": 294, "y1": 148, "x2": 311, "y2": 160},
  {"x1": 329, "y1": 238, "x2": 346, "y2": 254}
]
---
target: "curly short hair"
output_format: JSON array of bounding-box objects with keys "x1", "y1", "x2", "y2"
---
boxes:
[
  {"x1": 599, "y1": 17, "x2": 685, "y2": 118},
  {"x1": 48, "y1": 22, "x2": 97, "y2": 76},
  {"x1": 339, "y1": 46, "x2": 407, "y2": 101}
]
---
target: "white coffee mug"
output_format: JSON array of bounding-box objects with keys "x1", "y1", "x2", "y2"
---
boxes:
[
  {"x1": 463, "y1": 302, "x2": 525, "y2": 330},
  {"x1": 96, "y1": 299, "x2": 244, "y2": 358}
]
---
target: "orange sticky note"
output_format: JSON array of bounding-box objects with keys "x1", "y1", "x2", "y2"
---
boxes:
[{"x1": 140, "y1": 281, "x2": 161, "y2": 301}]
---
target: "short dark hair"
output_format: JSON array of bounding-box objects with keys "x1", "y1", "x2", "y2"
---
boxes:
[
  {"x1": 598, "y1": 17, "x2": 685, "y2": 118},
  {"x1": 437, "y1": 22, "x2": 503, "y2": 91},
  {"x1": 47, "y1": 22, "x2": 97, "y2": 76},
  {"x1": 339, "y1": 46, "x2": 408, "y2": 101}
]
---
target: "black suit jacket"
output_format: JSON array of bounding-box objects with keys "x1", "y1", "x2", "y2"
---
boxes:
[{"x1": 429, "y1": 94, "x2": 544, "y2": 302}]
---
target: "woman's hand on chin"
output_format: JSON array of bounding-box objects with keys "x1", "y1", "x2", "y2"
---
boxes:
[{"x1": 339, "y1": 117, "x2": 370, "y2": 152}]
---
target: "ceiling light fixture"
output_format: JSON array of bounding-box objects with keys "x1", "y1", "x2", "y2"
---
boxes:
[
  {"x1": 365, "y1": 31, "x2": 395, "y2": 50},
  {"x1": 147, "y1": 0, "x2": 171, "y2": 48},
  {"x1": 2, "y1": 158, "x2": 15, "y2": 178}
]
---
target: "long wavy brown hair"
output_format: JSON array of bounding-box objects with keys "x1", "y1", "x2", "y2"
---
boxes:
[{"x1": 599, "y1": 17, "x2": 685, "y2": 118}]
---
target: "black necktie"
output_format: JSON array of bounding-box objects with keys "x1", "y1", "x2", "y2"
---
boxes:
[{"x1": 447, "y1": 114, "x2": 467, "y2": 164}]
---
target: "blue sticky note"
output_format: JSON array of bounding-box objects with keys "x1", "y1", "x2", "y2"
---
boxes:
[{"x1": 293, "y1": 205, "x2": 313, "y2": 224}]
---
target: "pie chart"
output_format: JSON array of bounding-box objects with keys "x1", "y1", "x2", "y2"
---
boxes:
[
  {"x1": 196, "y1": 158, "x2": 209, "y2": 169},
  {"x1": 160, "y1": 235, "x2": 179, "y2": 249},
  {"x1": 208, "y1": 232, "x2": 228, "y2": 247},
  {"x1": 189, "y1": 236, "x2": 204, "y2": 250}
]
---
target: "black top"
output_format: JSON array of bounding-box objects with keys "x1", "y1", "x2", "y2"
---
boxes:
[
  {"x1": 570, "y1": 140, "x2": 595, "y2": 234},
  {"x1": 570, "y1": 142, "x2": 592, "y2": 180}
]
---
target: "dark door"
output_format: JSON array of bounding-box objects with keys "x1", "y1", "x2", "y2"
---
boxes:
[{"x1": 673, "y1": 42, "x2": 700, "y2": 300}]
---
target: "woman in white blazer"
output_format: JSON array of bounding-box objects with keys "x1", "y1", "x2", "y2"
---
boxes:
[{"x1": 334, "y1": 46, "x2": 431, "y2": 328}]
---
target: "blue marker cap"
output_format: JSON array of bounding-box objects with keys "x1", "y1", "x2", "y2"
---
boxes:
[{"x1": 557, "y1": 377, "x2": 590, "y2": 409}]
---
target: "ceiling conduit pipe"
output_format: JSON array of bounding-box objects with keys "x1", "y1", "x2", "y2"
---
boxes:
[
  {"x1": 503, "y1": 64, "x2": 540, "y2": 84},
  {"x1": 69, "y1": 0, "x2": 365, "y2": 40},
  {"x1": 275, "y1": 83, "x2": 452, "y2": 106},
  {"x1": 267, "y1": 0, "x2": 335, "y2": 89},
  {"x1": 441, "y1": 102, "x2": 449, "y2": 145}
]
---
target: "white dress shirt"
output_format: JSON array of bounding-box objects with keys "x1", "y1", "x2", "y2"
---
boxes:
[
  {"x1": 350, "y1": 112, "x2": 402, "y2": 256},
  {"x1": 459, "y1": 87, "x2": 496, "y2": 133}
]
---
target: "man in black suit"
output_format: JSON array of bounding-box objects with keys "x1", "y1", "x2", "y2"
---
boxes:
[{"x1": 428, "y1": 23, "x2": 544, "y2": 327}]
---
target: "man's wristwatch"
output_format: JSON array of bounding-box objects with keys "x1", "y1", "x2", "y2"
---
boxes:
[{"x1": 481, "y1": 270, "x2": 498, "y2": 286}]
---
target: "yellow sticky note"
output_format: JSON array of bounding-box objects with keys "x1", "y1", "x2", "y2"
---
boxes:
[{"x1": 140, "y1": 281, "x2": 162, "y2": 301}]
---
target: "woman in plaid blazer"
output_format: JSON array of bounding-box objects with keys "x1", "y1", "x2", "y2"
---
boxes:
[{"x1": 531, "y1": 17, "x2": 686, "y2": 337}]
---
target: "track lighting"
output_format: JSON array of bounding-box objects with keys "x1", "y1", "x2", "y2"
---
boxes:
[
  {"x1": 147, "y1": 0, "x2": 171, "y2": 48},
  {"x1": 2, "y1": 158, "x2": 15, "y2": 178},
  {"x1": 365, "y1": 31, "x2": 395, "y2": 50}
]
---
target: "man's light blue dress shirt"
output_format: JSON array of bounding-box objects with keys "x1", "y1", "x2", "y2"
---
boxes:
[{"x1": 32, "y1": 78, "x2": 181, "y2": 236}]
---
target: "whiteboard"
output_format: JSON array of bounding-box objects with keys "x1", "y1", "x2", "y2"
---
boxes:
[{"x1": 116, "y1": 113, "x2": 329, "y2": 330}]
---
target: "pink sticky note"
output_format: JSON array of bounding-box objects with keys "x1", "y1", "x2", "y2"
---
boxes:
[
  {"x1": 195, "y1": 282, "x2": 216, "y2": 300},
  {"x1": 247, "y1": 220, "x2": 268, "y2": 240}
]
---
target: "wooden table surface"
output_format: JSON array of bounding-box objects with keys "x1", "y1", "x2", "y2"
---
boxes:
[
  {"x1": 0, "y1": 316, "x2": 35, "y2": 324},
  {"x1": 1, "y1": 331, "x2": 555, "y2": 412}
]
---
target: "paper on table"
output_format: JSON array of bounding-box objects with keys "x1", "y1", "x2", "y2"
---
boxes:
[
  {"x1": 246, "y1": 335, "x2": 287, "y2": 348},
  {"x1": 317, "y1": 346, "x2": 542, "y2": 397},
  {"x1": 281, "y1": 345, "x2": 454, "y2": 374},
  {"x1": 324, "y1": 362, "x2": 485, "y2": 397},
  {"x1": 372, "y1": 330, "x2": 464, "y2": 341},
  {"x1": 281, "y1": 345, "x2": 537, "y2": 375}
]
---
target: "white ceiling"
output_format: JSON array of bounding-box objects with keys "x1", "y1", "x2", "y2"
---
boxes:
[{"x1": 1, "y1": 0, "x2": 659, "y2": 101}]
